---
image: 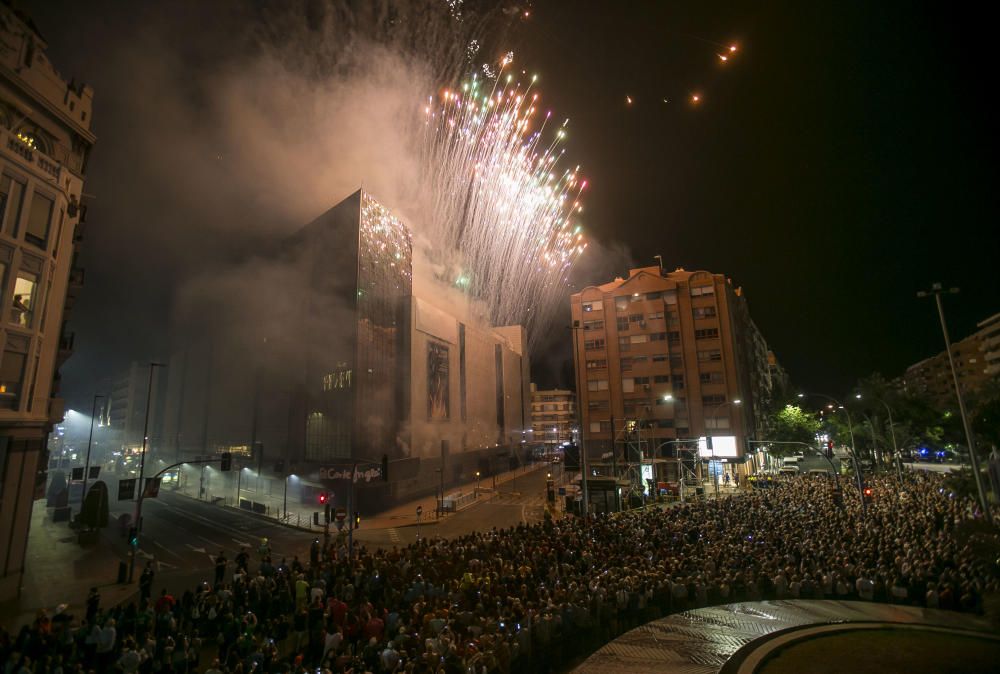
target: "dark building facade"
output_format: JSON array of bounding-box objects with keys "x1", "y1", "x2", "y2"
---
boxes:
[{"x1": 158, "y1": 189, "x2": 528, "y2": 509}]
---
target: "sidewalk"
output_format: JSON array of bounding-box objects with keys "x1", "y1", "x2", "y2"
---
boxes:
[{"x1": 0, "y1": 500, "x2": 136, "y2": 632}]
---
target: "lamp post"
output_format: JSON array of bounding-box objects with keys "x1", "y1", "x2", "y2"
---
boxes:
[
  {"x1": 918, "y1": 283, "x2": 991, "y2": 520},
  {"x1": 798, "y1": 392, "x2": 865, "y2": 519},
  {"x1": 704, "y1": 399, "x2": 741, "y2": 498},
  {"x1": 129, "y1": 361, "x2": 166, "y2": 583},
  {"x1": 856, "y1": 393, "x2": 904, "y2": 483},
  {"x1": 568, "y1": 323, "x2": 590, "y2": 518},
  {"x1": 81, "y1": 393, "x2": 107, "y2": 509}
]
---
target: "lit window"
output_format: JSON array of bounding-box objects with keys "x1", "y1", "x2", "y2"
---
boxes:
[
  {"x1": 10, "y1": 271, "x2": 38, "y2": 328},
  {"x1": 0, "y1": 335, "x2": 29, "y2": 410}
]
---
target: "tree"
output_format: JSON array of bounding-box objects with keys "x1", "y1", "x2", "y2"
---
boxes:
[{"x1": 767, "y1": 405, "x2": 820, "y2": 457}]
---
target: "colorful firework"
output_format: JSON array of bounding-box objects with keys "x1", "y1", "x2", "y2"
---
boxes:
[{"x1": 419, "y1": 55, "x2": 587, "y2": 337}]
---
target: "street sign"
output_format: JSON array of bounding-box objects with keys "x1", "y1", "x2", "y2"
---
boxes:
[
  {"x1": 143, "y1": 477, "x2": 162, "y2": 499},
  {"x1": 118, "y1": 478, "x2": 137, "y2": 501},
  {"x1": 335, "y1": 507, "x2": 347, "y2": 521}
]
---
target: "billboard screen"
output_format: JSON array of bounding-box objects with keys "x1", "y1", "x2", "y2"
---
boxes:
[{"x1": 698, "y1": 435, "x2": 739, "y2": 458}]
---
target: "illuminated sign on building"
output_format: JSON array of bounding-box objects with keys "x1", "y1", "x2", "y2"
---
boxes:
[{"x1": 698, "y1": 435, "x2": 739, "y2": 458}]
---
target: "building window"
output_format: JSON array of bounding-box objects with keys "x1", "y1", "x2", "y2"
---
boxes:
[
  {"x1": 582, "y1": 301, "x2": 602, "y2": 312},
  {"x1": 588, "y1": 400, "x2": 609, "y2": 411},
  {"x1": 0, "y1": 335, "x2": 29, "y2": 410},
  {"x1": 586, "y1": 359, "x2": 607, "y2": 369},
  {"x1": 589, "y1": 421, "x2": 612, "y2": 433},
  {"x1": 615, "y1": 296, "x2": 629, "y2": 311},
  {"x1": 630, "y1": 334, "x2": 648, "y2": 344},
  {"x1": 648, "y1": 312, "x2": 664, "y2": 320},
  {"x1": 653, "y1": 375, "x2": 669, "y2": 383},
  {"x1": 618, "y1": 336, "x2": 630, "y2": 352},
  {"x1": 702, "y1": 394, "x2": 727, "y2": 405},
  {"x1": 11, "y1": 271, "x2": 39, "y2": 328},
  {"x1": 616, "y1": 317, "x2": 629, "y2": 331},
  {"x1": 634, "y1": 376, "x2": 650, "y2": 384},
  {"x1": 664, "y1": 290, "x2": 678, "y2": 304},
  {"x1": 622, "y1": 377, "x2": 634, "y2": 393},
  {"x1": 584, "y1": 338, "x2": 606, "y2": 350},
  {"x1": 652, "y1": 354, "x2": 668, "y2": 363},
  {"x1": 646, "y1": 291, "x2": 663, "y2": 300},
  {"x1": 583, "y1": 319, "x2": 604, "y2": 331},
  {"x1": 693, "y1": 306, "x2": 717, "y2": 319},
  {"x1": 587, "y1": 379, "x2": 609, "y2": 392},
  {"x1": 656, "y1": 419, "x2": 675, "y2": 429},
  {"x1": 672, "y1": 374, "x2": 685, "y2": 389},
  {"x1": 700, "y1": 371, "x2": 724, "y2": 384},
  {"x1": 25, "y1": 192, "x2": 54, "y2": 250},
  {"x1": 695, "y1": 328, "x2": 719, "y2": 339},
  {"x1": 705, "y1": 417, "x2": 731, "y2": 429},
  {"x1": 620, "y1": 357, "x2": 632, "y2": 371},
  {"x1": 629, "y1": 313, "x2": 644, "y2": 323},
  {"x1": 690, "y1": 284, "x2": 715, "y2": 297},
  {"x1": 697, "y1": 349, "x2": 722, "y2": 362},
  {"x1": 1, "y1": 175, "x2": 26, "y2": 236},
  {"x1": 649, "y1": 332, "x2": 666, "y2": 342},
  {"x1": 632, "y1": 355, "x2": 648, "y2": 365},
  {"x1": 669, "y1": 355, "x2": 683, "y2": 369}
]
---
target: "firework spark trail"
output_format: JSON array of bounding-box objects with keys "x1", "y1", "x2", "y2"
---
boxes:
[{"x1": 419, "y1": 59, "x2": 588, "y2": 339}]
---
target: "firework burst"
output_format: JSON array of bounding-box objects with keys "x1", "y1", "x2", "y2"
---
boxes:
[{"x1": 419, "y1": 56, "x2": 587, "y2": 338}]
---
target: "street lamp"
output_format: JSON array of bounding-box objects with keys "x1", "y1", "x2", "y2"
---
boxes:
[
  {"x1": 917, "y1": 283, "x2": 991, "y2": 520},
  {"x1": 568, "y1": 322, "x2": 591, "y2": 518},
  {"x1": 704, "y1": 399, "x2": 742, "y2": 498},
  {"x1": 81, "y1": 393, "x2": 107, "y2": 509},
  {"x1": 129, "y1": 361, "x2": 166, "y2": 583},
  {"x1": 798, "y1": 392, "x2": 866, "y2": 519},
  {"x1": 855, "y1": 394, "x2": 904, "y2": 482}
]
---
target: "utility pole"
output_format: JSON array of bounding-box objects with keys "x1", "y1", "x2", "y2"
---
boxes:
[{"x1": 918, "y1": 283, "x2": 991, "y2": 519}]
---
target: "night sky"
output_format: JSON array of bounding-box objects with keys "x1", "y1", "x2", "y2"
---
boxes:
[{"x1": 21, "y1": 0, "x2": 997, "y2": 406}]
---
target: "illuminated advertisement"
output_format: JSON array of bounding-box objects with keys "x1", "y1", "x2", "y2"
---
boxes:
[
  {"x1": 698, "y1": 435, "x2": 739, "y2": 458},
  {"x1": 641, "y1": 463, "x2": 654, "y2": 495}
]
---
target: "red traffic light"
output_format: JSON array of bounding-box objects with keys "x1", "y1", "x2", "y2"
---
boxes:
[
  {"x1": 863, "y1": 487, "x2": 873, "y2": 497},
  {"x1": 319, "y1": 492, "x2": 328, "y2": 504},
  {"x1": 827, "y1": 440, "x2": 834, "y2": 451}
]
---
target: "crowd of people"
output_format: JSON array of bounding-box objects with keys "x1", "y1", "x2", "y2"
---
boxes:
[{"x1": 2, "y1": 471, "x2": 997, "y2": 674}]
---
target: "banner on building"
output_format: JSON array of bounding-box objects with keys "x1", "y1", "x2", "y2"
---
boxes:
[{"x1": 427, "y1": 341, "x2": 450, "y2": 421}]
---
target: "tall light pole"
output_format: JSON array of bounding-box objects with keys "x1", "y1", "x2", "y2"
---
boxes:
[
  {"x1": 918, "y1": 283, "x2": 991, "y2": 519},
  {"x1": 81, "y1": 393, "x2": 107, "y2": 509},
  {"x1": 129, "y1": 362, "x2": 166, "y2": 583},
  {"x1": 568, "y1": 323, "x2": 590, "y2": 517},
  {"x1": 799, "y1": 392, "x2": 865, "y2": 519}
]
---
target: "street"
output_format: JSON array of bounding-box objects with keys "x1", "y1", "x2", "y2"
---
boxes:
[{"x1": 123, "y1": 464, "x2": 560, "y2": 585}]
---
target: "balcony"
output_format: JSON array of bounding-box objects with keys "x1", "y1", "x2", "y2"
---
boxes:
[{"x1": 0, "y1": 128, "x2": 63, "y2": 181}]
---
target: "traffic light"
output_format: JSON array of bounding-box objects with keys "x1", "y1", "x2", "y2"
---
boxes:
[
  {"x1": 128, "y1": 527, "x2": 138, "y2": 547},
  {"x1": 863, "y1": 486, "x2": 874, "y2": 498},
  {"x1": 318, "y1": 492, "x2": 328, "y2": 505},
  {"x1": 353, "y1": 511, "x2": 360, "y2": 529},
  {"x1": 220, "y1": 452, "x2": 232, "y2": 472},
  {"x1": 825, "y1": 440, "x2": 834, "y2": 459}
]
